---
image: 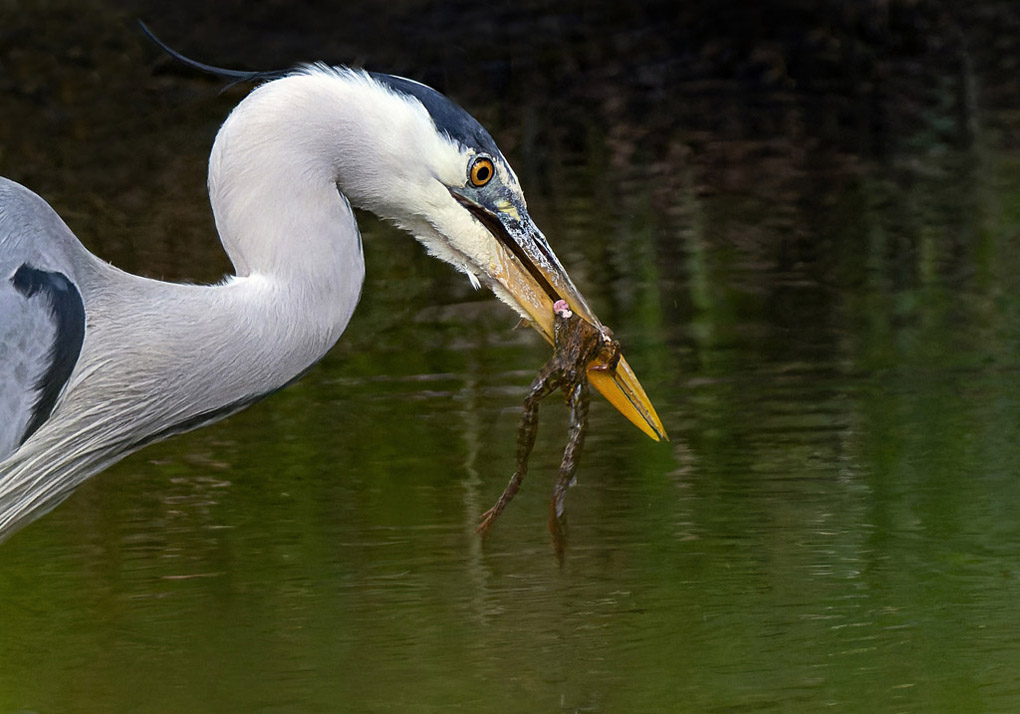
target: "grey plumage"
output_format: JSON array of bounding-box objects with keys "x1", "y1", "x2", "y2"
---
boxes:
[
  {"x1": 0, "y1": 182, "x2": 87, "y2": 457},
  {"x1": 0, "y1": 177, "x2": 350, "y2": 535}
]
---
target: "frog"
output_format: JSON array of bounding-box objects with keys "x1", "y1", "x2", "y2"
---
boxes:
[{"x1": 476, "y1": 299, "x2": 621, "y2": 539}]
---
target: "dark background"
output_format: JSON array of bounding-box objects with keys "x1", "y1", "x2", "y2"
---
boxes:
[{"x1": 4, "y1": 0, "x2": 1019, "y2": 355}]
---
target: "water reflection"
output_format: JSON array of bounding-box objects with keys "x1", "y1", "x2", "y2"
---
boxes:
[{"x1": 3, "y1": 2, "x2": 1020, "y2": 712}]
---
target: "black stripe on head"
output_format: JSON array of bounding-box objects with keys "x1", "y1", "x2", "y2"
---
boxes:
[
  {"x1": 370, "y1": 73, "x2": 502, "y2": 157},
  {"x1": 11, "y1": 264, "x2": 86, "y2": 445}
]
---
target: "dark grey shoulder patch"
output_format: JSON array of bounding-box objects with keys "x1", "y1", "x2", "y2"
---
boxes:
[
  {"x1": 370, "y1": 72, "x2": 501, "y2": 157},
  {"x1": 11, "y1": 264, "x2": 86, "y2": 444}
]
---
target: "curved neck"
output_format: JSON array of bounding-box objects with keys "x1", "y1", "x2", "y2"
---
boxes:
[
  {"x1": 209, "y1": 84, "x2": 356, "y2": 277},
  {"x1": 206, "y1": 74, "x2": 375, "y2": 345}
]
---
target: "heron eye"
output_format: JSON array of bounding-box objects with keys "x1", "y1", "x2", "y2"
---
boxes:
[{"x1": 469, "y1": 157, "x2": 494, "y2": 187}]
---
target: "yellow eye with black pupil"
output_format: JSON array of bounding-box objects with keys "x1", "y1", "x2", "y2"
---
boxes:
[{"x1": 470, "y1": 157, "x2": 494, "y2": 187}]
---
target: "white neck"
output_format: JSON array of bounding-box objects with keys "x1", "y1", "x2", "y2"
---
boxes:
[
  {"x1": 207, "y1": 78, "x2": 370, "y2": 344},
  {"x1": 204, "y1": 68, "x2": 472, "y2": 347}
]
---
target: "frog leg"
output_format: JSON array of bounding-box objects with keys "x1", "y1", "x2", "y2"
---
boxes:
[
  {"x1": 476, "y1": 367, "x2": 564, "y2": 537},
  {"x1": 550, "y1": 378, "x2": 590, "y2": 530}
]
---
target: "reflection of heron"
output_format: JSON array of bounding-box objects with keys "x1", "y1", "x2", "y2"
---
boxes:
[{"x1": 0, "y1": 42, "x2": 664, "y2": 537}]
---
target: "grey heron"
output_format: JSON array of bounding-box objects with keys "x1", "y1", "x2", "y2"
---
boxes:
[{"x1": 0, "y1": 43, "x2": 665, "y2": 539}]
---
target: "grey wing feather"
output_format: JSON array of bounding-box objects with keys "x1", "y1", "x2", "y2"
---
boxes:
[
  {"x1": 0, "y1": 179, "x2": 88, "y2": 461},
  {"x1": 0, "y1": 279, "x2": 59, "y2": 457}
]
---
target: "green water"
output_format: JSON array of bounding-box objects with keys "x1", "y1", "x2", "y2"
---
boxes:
[{"x1": 3, "y1": 3, "x2": 1020, "y2": 711}]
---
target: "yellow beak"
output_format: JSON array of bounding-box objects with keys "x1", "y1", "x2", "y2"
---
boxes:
[
  {"x1": 504, "y1": 275, "x2": 668, "y2": 443},
  {"x1": 451, "y1": 189, "x2": 668, "y2": 442}
]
